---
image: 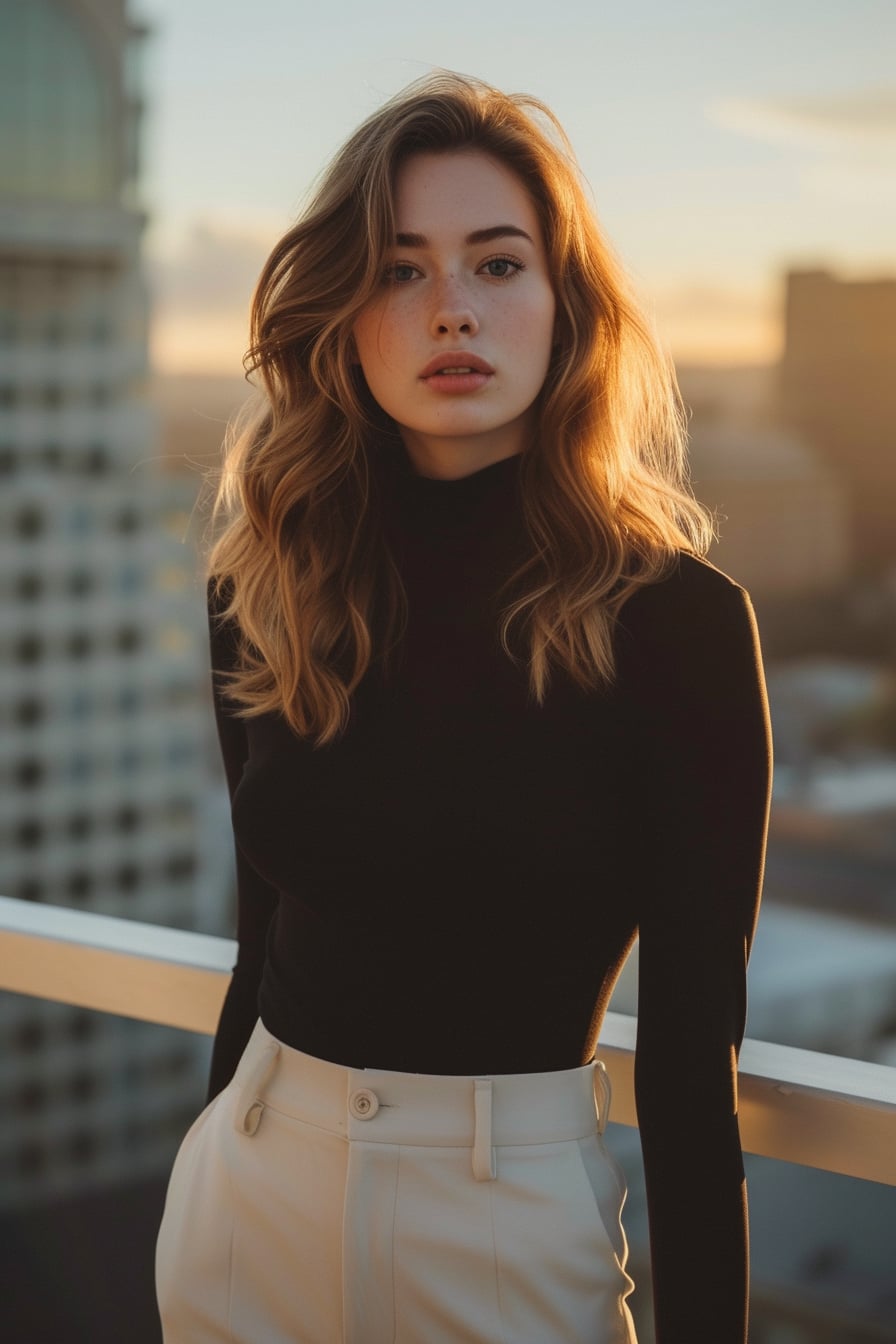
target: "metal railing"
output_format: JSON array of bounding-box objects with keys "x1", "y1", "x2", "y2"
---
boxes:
[{"x1": 1, "y1": 894, "x2": 894, "y2": 1186}]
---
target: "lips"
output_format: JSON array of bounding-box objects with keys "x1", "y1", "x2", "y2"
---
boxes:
[{"x1": 419, "y1": 352, "x2": 495, "y2": 379}]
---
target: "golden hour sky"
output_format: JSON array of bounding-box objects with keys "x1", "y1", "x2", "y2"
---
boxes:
[{"x1": 136, "y1": 0, "x2": 896, "y2": 375}]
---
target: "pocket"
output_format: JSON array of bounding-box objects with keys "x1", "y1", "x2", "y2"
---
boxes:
[
  {"x1": 227, "y1": 1104, "x2": 348, "y2": 1343},
  {"x1": 574, "y1": 1131, "x2": 631, "y2": 1271},
  {"x1": 155, "y1": 1088, "x2": 235, "y2": 1337},
  {"x1": 490, "y1": 1140, "x2": 636, "y2": 1342}
]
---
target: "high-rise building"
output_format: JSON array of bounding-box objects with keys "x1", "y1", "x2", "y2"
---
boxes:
[
  {"x1": 0, "y1": 0, "x2": 220, "y2": 1207},
  {"x1": 779, "y1": 267, "x2": 896, "y2": 579},
  {"x1": 688, "y1": 419, "x2": 850, "y2": 599}
]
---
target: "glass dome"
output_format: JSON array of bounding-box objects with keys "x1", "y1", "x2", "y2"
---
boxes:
[{"x1": 0, "y1": 0, "x2": 115, "y2": 203}]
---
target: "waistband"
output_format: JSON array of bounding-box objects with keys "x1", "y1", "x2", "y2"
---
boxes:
[{"x1": 232, "y1": 1020, "x2": 612, "y2": 1179}]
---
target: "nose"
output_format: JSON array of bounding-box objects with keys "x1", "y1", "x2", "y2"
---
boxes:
[{"x1": 429, "y1": 276, "x2": 479, "y2": 339}]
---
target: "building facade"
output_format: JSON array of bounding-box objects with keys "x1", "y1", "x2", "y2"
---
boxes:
[
  {"x1": 779, "y1": 267, "x2": 896, "y2": 580},
  {"x1": 0, "y1": 0, "x2": 220, "y2": 1207}
]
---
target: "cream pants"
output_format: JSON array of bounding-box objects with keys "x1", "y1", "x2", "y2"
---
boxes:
[{"x1": 156, "y1": 1020, "x2": 637, "y2": 1343}]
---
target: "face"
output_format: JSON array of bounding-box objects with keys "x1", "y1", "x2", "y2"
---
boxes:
[{"x1": 352, "y1": 150, "x2": 556, "y2": 479}]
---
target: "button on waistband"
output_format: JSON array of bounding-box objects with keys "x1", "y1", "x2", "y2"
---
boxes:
[{"x1": 349, "y1": 1088, "x2": 379, "y2": 1120}]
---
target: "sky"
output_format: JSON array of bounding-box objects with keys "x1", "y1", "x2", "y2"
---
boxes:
[{"x1": 134, "y1": 0, "x2": 896, "y2": 374}]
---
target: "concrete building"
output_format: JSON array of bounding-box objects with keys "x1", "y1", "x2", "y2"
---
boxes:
[
  {"x1": 0, "y1": 0, "x2": 221, "y2": 1207},
  {"x1": 688, "y1": 419, "x2": 850, "y2": 600},
  {"x1": 779, "y1": 267, "x2": 896, "y2": 579}
]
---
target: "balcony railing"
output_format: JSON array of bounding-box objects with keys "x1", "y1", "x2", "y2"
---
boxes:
[{"x1": 1, "y1": 894, "x2": 894, "y2": 1187}]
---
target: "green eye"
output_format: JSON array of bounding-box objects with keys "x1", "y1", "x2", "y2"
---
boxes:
[
  {"x1": 385, "y1": 263, "x2": 417, "y2": 284},
  {"x1": 481, "y1": 256, "x2": 524, "y2": 279}
]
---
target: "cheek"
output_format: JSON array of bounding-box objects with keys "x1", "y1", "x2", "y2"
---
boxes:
[
  {"x1": 353, "y1": 298, "x2": 415, "y2": 375},
  {"x1": 352, "y1": 311, "x2": 384, "y2": 373},
  {"x1": 507, "y1": 292, "x2": 555, "y2": 364}
]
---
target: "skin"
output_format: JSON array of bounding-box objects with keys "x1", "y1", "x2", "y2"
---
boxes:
[{"x1": 353, "y1": 150, "x2": 557, "y2": 481}]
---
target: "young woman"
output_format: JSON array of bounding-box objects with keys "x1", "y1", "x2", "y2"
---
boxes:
[{"x1": 156, "y1": 72, "x2": 771, "y2": 1344}]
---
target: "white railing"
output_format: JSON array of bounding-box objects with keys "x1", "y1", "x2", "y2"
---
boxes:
[{"x1": 1, "y1": 895, "x2": 894, "y2": 1187}]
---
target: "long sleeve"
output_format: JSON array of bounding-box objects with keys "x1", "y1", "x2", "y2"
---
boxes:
[
  {"x1": 205, "y1": 581, "x2": 280, "y2": 1102},
  {"x1": 617, "y1": 559, "x2": 772, "y2": 1343}
]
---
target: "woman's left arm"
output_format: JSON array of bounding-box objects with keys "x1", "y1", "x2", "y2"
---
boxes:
[{"x1": 618, "y1": 559, "x2": 772, "y2": 1344}]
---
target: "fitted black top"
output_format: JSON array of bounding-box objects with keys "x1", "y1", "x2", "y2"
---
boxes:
[{"x1": 206, "y1": 450, "x2": 772, "y2": 1344}]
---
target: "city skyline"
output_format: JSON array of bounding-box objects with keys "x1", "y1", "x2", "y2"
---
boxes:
[{"x1": 136, "y1": 0, "x2": 896, "y2": 373}]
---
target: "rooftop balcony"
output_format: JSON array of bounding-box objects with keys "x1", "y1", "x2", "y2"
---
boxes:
[{"x1": 2, "y1": 893, "x2": 894, "y2": 1188}]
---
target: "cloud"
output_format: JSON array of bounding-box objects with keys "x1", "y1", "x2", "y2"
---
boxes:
[
  {"x1": 147, "y1": 219, "x2": 276, "y2": 317},
  {"x1": 648, "y1": 282, "x2": 781, "y2": 366},
  {"x1": 146, "y1": 219, "x2": 281, "y2": 374},
  {"x1": 708, "y1": 87, "x2": 896, "y2": 149},
  {"x1": 651, "y1": 283, "x2": 770, "y2": 323}
]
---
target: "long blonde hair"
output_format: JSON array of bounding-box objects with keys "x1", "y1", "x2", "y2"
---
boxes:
[{"x1": 209, "y1": 71, "x2": 713, "y2": 744}]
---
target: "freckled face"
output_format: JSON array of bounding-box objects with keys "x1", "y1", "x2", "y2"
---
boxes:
[{"x1": 352, "y1": 150, "x2": 556, "y2": 479}]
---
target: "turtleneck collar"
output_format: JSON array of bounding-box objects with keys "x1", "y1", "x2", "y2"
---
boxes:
[{"x1": 393, "y1": 450, "x2": 522, "y2": 523}]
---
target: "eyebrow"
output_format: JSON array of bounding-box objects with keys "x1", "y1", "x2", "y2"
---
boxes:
[{"x1": 393, "y1": 225, "x2": 535, "y2": 248}]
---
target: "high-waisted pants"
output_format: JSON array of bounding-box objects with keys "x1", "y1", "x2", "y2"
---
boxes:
[{"x1": 156, "y1": 1020, "x2": 638, "y2": 1343}]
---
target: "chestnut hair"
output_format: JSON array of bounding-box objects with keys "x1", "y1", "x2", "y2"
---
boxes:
[{"x1": 209, "y1": 71, "x2": 712, "y2": 743}]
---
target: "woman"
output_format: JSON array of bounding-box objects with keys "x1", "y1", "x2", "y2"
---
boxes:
[{"x1": 156, "y1": 71, "x2": 771, "y2": 1344}]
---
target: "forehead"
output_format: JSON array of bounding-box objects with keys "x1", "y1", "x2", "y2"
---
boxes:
[{"x1": 391, "y1": 150, "x2": 543, "y2": 239}]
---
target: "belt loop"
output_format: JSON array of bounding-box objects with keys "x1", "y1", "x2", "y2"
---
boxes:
[
  {"x1": 593, "y1": 1059, "x2": 612, "y2": 1136},
  {"x1": 472, "y1": 1079, "x2": 496, "y2": 1181},
  {"x1": 234, "y1": 1040, "x2": 281, "y2": 1136}
]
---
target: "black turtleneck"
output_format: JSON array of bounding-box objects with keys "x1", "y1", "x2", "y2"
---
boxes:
[{"x1": 206, "y1": 451, "x2": 771, "y2": 1344}]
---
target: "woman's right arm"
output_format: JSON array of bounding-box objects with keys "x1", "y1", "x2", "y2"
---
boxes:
[{"x1": 205, "y1": 580, "x2": 279, "y2": 1101}]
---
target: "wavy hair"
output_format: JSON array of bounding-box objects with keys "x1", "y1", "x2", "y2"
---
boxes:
[{"x1": 209, "y1": 71, "x2": 713, "y2": 744}]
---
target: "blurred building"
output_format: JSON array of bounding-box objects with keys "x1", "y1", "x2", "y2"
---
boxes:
[
  {"x1": 779, "y1": 267, "x2": 896, "y2": 580},
  {"x1": 688, "y1": 419, "x2": 850, "y2": 600},
  {"x1": 0, "y1": 0, "x2": 220, "y2": 1207},
  {"x1": 609, "y1": 904, "x2": 896, "y2": 1343}
]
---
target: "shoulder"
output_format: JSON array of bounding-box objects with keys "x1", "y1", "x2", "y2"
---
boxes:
[
  {"x1": 617, "y1": 551, "x2": 754, "y2": 645},
  {"x1": 614, "y1": 552, "x2": 763, "y2": 695}
]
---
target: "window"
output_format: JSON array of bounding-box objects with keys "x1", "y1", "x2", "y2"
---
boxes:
[
  {"x1": 115, "y1": 626, "x2": 141, "y2": 655},
  {"x1": 15, "y1": 819, "x2": 44, "y2": 849},
  {"x1": 15, "y1": 634, "x2": 43, "y2": 664},
  {"x1": 67, "y1": 1011, "x2": 95, "y2": 1042},
  {"x1": 115, "y1": 863, "x2": 140, "y2": 893},
  {"x1": 66, "y1": 813, "x2": 92, "y2": 840},
  {"x1": 16, "y1": 1141, "x2": 47, "y2": 1176},
  {"x1": 116, "y1": 687, "x2": 140, "y2": 715},
  {"x1": 14, "y1": 1018, "x2": 46, "y2": 1053},
  {"x1": 66, "y1": 753, "x2": 93, "y2": 783},
  {"x1": 66, "y1": 505, "x2": 92, "y2": 536},
  {"x1": 117, "y1": 565, "x2": 142, "y2": 594},
  {"x1": 15, "y1": 507, "x2": 44, "y2": 539},
  {"x1": 67, "y1": 631, "x2": 91, "y2": 659},
  {"x1": 66, "y1": 1130, "x2": 97, "y2": 1164},
  {"x1": 114, "y1": 805, "x2": 140, "y2": 833},
  {"x1": 66, "y1": 870, "x2": 92, "y2": 900},
  {"x1": 15, "y1": 573, "x2": 43, "y2": 601},
  {"x1": 116, "y1": 745, "x2": 140, "y2": 774},
  {"x1": 17, "y1": 1079, "x2": 49, "y2": 1113},
  {"x1": 164, "y1": 853, "x2": 196, "y2": 882},
  {"x1": 14, "y1": 759, "x2": 45, "y2": 788},
  {"x1": 66, "y1": 570, "x2": 93, "y2": 598},
  {"x1": 67, "y1": 1071, "x2": 97, "y2": 1104},
  {"x1": 67, "y1": 691, "x2": 92, "y2": 722},
  {"x1": 83, "y1": 444, "x2": 109, "y2": 474},
  {"x1": 15, "y1": 878, "x2": 43, "y2": 902},
  {"x1": 115, "y1": 507, "x2": 140, "y2": 535},
  {"x1": 14, "y1": 698, "x2": 44, "y2": 727}
]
